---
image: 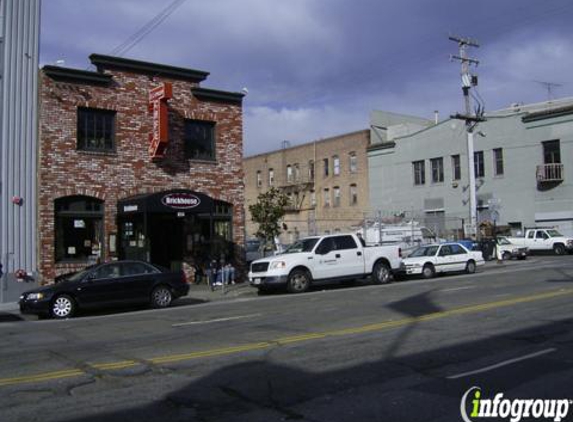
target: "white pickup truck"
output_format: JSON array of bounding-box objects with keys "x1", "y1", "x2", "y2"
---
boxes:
[
  {"x1": 248, "y1": 233, "x2": 403, "y2": 293},
  {"x1": 506, "y1": 228, "x2": 573, "y2": 255}
]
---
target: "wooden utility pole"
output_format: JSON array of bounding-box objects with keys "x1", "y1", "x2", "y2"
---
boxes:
[{"x1": 449, "y1": 35, "x2": 485, "y2": 239}]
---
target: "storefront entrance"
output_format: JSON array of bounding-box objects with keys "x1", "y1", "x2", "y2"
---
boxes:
[{"x1": 117, "y1": 190, "x2": 234, "y2": 271}]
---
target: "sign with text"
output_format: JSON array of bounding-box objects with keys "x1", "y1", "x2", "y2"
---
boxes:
[
  {"x1": 148, "y1": 82, "x2": 172, "y2": 159},
  {"x1": 161, "y1": 192, "x2": 201, "y2": 209}
]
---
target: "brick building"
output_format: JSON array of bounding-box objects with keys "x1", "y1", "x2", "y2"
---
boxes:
[
  {"x1": 39, "y1": 54, "x2": 245, "y2": 282},
  {"x1": 244, "y1": 130, "x2": 371, "y2": 244}
]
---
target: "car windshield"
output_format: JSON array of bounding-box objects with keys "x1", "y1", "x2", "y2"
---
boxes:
[
  {"x1": 409, "y1": 246, "x2": 439, "y2": 257},
  {"x1": 497, "y1": 237, "x2": 511, "y2": 245},
  {"x1": 546, "y1": 230, "x2": 563, "y2": 237},
  {"x1": 284, "y1": 238, "x2": 319, "y2": 254}
]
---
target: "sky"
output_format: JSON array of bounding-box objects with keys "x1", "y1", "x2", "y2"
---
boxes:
[{"x1": 40, "y1": 0, "x2": 573, "y2": 156}]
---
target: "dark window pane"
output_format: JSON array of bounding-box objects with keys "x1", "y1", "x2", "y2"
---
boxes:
[
  {"x1": 185, "y1": 120, "x2": 216, "y2": 160},
  {"x1": 77, "y1": 108, "x2": 116, "y2": 152},
  {"x1": 55, "y1": 196, "x2": 104, "y2": 262},
  {"x1": 333, "y1": 235, "x2": 357, "y2": 250}
]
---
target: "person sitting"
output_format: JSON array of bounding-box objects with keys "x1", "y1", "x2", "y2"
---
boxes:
[{"x1": 221, "y1": 262, "x2": 236, "y2": 285}]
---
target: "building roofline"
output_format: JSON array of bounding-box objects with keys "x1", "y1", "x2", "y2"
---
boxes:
[
  {"x1": 191, "y1": 87, "x2": 244, "y2": 105},
  {"x1": 521, "y1": 103, "x2": 573, "y2": 122},
  {"x1": 42, "y1": 65, "x2": 113, "y2": 85},
  {"x1": 244, "y1": 129, "x2": 370, "y2": 160},
  {"x1": 89, "y1": 54, "x2": 210, "y2": 82}
]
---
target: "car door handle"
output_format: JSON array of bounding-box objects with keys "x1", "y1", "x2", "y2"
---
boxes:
[
  {"x1": 357, "y1": 251, "x2": 362, "y2": 256},
  {"x1": 335, "y1": 254, "x2": 341, "y2": 259}
]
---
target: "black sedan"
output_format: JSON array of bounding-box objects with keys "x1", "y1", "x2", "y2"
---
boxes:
[{"x1": 19, "y1": 260, "x2": 190, "y2": 319}]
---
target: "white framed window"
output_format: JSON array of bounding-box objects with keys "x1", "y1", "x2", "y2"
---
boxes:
[
  {"x1": 493, "y1": 148, "x2": 504, "y2": 176},
  {"x1": 474, "y1": 151, "x2": 485, "y2": 178},
  {"x1": 349, "y1": 152, "x2": 357, "y2": 173},
  {"x1": 333, "y1": 186, "x2": 341, "y2": 207},
  {"x1": 333, "y1": 155, "x2": 340, "y2": 176},
  {"x1": 323, "y1": 188, "x2": 331, "y2": 207},
  {"x1": 451, "y1": 155, "x2": 461, "y2": 181},
  {"x1": 349, "y1": 184, "x2": 358, "y2": 205},
  {"x1": 413, "y1": 160, "x2": 425, "y2": 185},
  {"x1": 294, "y1": 163, "x2": 300, "y2": 181},
  {"x1": 430, "y1": 157, "x2": 444, "y2": 183},
  {"x1": 268, "y1": 168, "x2": 274, "y2": 186},
  {"x1": 256, "y1": 171, "x2": 262, "y2": 188}
]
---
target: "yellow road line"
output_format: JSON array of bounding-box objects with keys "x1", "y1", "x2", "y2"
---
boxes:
[
  {"x1": 1, "y1": 288, "x2": 572, "y2": 387},
  {"x1": 92, "y1": 361, "x2": 139, "y2": 371},
  {"x1": 0, "y1": 369, "x2": 85, "y2": 386}
]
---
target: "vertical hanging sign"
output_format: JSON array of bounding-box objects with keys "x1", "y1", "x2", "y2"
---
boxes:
[{"x1": 148, "y1": 82, "x2": 173, "y2": 159}]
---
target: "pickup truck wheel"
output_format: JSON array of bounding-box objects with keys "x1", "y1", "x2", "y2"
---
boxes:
[
  {"x1": 372, "y1": 261, "x2": 391, "y2": 284},
  {"x1": 466, "y1": 260, "x2": 476, "y2": 274},
  {"x1": 553, "y1": 244, "x2": 565, "y2": 255},
  {"x1": 422, "y1": 264, "x2": 435, "y2": 279},
  {"x1": 287, "y1": 269, "x2": 311, "y2": 293},
  {"x1": 502, "y1": 251, "x2": 511, "y2": 261}
]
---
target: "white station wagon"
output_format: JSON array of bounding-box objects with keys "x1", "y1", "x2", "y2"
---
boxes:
[{"x1": 403, "y1": 242, "x2": 485, "y2": 279}]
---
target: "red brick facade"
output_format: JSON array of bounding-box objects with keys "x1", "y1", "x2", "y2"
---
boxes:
[{"x1": 38, "y1": 55, "x2": 245, "y2": 281}]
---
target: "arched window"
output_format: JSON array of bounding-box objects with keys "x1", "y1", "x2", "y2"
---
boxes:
[{"x1": 55, "y1": 196, "x2": 104, "y2": 262}]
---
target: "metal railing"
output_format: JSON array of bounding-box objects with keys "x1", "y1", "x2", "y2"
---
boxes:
[{"x1": 536, "y1": 163, "x2": 564, "y2": 182}]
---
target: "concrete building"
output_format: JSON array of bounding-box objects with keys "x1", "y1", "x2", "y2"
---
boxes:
[
  {"x1": 38, "y1": 54, "x2": 245, "y2": 282},
  {"x1": 368, "y1": 99, "x2": 573, "y2": 239},
  {"x1": 244, "y1": 130, "x2": 371, "y2": 244},
  {"x1": 0, "y1": 0, "x2": 41, "y2": 302}
]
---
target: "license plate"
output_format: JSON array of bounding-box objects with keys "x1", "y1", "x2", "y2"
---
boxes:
[{"x1": 253, "y1": 278, "x2": 261, "y2": 285}]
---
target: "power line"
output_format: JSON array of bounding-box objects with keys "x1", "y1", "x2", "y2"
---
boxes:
[{"x1": 110, "y1": 0, "x2": 188, "y2": 57}]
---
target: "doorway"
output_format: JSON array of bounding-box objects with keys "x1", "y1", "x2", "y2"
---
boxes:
[{"x1": 148, "y1": 214, "x2": 184, "y2": 270}]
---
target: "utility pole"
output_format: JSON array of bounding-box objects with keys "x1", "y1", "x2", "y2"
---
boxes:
[{"x1": 449, "y1": 35, "x2": 485, "y2": 240}]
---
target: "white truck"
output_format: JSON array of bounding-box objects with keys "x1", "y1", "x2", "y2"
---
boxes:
[
  {"x1": 248, "y1": 233, "x2": 403, "y2": 293},
  {"x1": 506, "y1": 228, "x2": 573, "y2": 255}
]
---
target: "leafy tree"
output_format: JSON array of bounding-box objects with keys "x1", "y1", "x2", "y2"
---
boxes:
[{"x1": 249, "y1": 187, "x2": 290, "y2": 250}]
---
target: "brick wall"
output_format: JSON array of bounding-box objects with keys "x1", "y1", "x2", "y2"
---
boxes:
[{"x1": 38, "y1": 67, "x2": 245, "y2": 281}]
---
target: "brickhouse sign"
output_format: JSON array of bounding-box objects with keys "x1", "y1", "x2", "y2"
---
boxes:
[
  {"x1": 161, "y1": 192, "x2": 201, "y2": 209},
  {"x1": 148, "y1": 82, "x2": 172, "y2": 159}
]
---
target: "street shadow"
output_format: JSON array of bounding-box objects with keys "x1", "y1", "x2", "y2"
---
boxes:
[
  {"x1": 54, "y1": 316, "x2": 573, "y2": 422},
  {"x1": 545, "y1": 267, "x2": 573, "y2": 283},
  {"x1": 0, "y1": 312, "x2": 24, "y2": 323},
  {"x1": 73, "y1": 297, "x2": 208, "y2": 319}
]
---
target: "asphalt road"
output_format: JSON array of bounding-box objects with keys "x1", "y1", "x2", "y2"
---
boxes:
[{"x1": 1, "y1": 256, "x2": 573, "y2": 422}]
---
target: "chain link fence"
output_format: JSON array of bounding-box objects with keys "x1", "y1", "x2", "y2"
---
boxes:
[{"x1": 279, "y1": 209, "x2": 467, "y2": 246}]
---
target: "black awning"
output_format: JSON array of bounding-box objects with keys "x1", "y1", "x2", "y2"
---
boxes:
[{"x1": 118, "y1": 190, "x2": 215, "y2": 215}]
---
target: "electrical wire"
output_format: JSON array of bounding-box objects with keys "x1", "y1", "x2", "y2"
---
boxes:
[{"x1": 110, "y1": 0, "x2": 188, "y2": 57}]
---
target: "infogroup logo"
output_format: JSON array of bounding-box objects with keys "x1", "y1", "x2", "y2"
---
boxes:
[{"x1": 461, "y1": 387, "x2": 572, "y2": 422}]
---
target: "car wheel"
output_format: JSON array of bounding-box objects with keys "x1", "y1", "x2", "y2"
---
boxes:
[
  {"x1": 553, "y1": 244, "x2": 565, "y2": 255},
  {"x1": 151, "y1": 286, "x2": 173, "y2": 308},
  {"x1": 51, "y1": 295, "x2": 76, "y2": 319},
  {"x1": 372, "y1": 261, "x2": 391, "y2": 284},
  {"x1": 422, "y1": 264, "x2": 435, "y2": 279},
  {"x1": 466, "y1": 260, "x2": 476, "y2": 274},
  {"x1": 287, "y1": 269, "x2": 311, "y2": 293},
  {"x1": 502, "y1": 251, "x2": 511, "y2": 261}
]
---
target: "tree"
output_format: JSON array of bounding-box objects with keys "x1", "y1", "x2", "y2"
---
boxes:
[{"x1": 249, "y1": 187, "x2": 290, "y2": 251}]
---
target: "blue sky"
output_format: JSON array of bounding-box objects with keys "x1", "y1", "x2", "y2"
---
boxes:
[{"x1": 40, "y1": 0, "x2": 573, "y2": 155}]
